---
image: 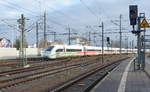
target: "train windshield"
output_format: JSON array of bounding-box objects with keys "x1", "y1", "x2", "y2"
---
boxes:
[{"x1": 46, "y1": 46, "x2": 54, "y2": 51}]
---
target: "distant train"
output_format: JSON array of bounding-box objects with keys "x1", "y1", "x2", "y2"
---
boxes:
[{"x1": 41, "y1": 45, "x2": 136, "y2": 59}]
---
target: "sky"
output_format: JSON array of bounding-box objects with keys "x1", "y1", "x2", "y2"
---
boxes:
[{"x1": 0, "y1": 0, "x2": 150, "y2": 46}]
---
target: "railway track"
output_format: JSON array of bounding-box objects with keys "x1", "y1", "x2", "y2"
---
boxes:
[
  {"x1": 0, "y1": 57, "x2": 102, "y2": 90},
  {"x1": 0, "y1": 61, "x2": 47, "y2": 67},
  {"x1": 0, "y1": 65, "x2": 79, "y2": 89},
  {"x1": 0, "y1": 56, "x2": 97, "y2": 63},
  {"x1": 0, "y1": 57, "x2": 45, "y2": 63},
  {"x1": 0, "y1": 55, "x2": 129, "y2": 92},
  {"x1": 0, "y1": 56, "x2": 99, "y2": 68},
  {"x1": 0, "y1": 58, "x2": 74, "y2": 77},
  {"x1": 0, "y1": 56, "x2": 99, "y2": 77},
  {"x1": 0, "y1": 57, "x2": 54, "y2": 65},
  {"x1": 50, "y1": 58, "x2": 128, "y2": 92}
]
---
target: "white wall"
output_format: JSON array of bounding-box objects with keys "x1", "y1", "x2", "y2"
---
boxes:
[{"x1": 0, "y1": 48, "x2": 41, "y2": 60}]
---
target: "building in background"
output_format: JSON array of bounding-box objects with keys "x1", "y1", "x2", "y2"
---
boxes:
[
  {"x1": 71, "y1": 37, "x2": 89, "y2": 45},
  {"x1": 0, "y1": 38, "x2": 11, "y2": 48},
  {"x1": 38, "y1": 40, "x2": 65, "y2": 48}
]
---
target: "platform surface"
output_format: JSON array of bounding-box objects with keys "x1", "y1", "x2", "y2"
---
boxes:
[{"x1": 91, "y1": 57, "x2": 150, "y2": 92}]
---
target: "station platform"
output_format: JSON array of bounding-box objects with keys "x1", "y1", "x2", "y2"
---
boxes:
[{"x1": 91, "y1": 57, "x2": 150, "y2": 92}]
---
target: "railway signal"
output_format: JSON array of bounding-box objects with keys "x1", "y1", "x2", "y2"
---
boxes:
[
  {"x1": 106, "y1": 37, "x2": 110, "y2": 45},
  {"x1": 129, "y1": 5, "x2": 138, "y2": 25},
  {"x1": 129, "y1": 5, "x2": 148, "y2": 70}
]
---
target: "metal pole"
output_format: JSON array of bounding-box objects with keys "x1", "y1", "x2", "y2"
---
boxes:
[
  {"x1": 68, "y1": 26, "x2": 71, "y2": 45},
  {"x1": 19, "y1": 14, "x2": 27, "y2": 67},
  {"x1": 119, "y1": 14, "x2": 122, "y2": 56},
  {"x1": 132, "y1": 40, "x2": 134, "y2": 53},
  {"x1": 89, "y1": 32, "x2": 91, "y2": 45},
  {"x1": 21, "y1": 14, "x2": 25, "y2": 66},
  {"x1": 102, "y1": 22, "x2": 104, "y2": 64},
  {"x1": 140, "y1": 13, "x2": 146, "y2": 70},
  {"x1": 133, "y1": 59, "x2": 135, "y2": 71},
  {"x1": 20, "y1": 15, "x2": 23, "y2": 66},
  {"x1": 130, "y1": 41, "x2": 132, "y2": 52},
  {"x1": 36, "y1": 22, "x2": 39, "y2": 48},
  {"x1": 127, "y1": 37, "x2": 128, "y2": 55},
  {"x1": 141, "y1": 27, "x2": 146, "y2": 70},
  {"x1": 111, "y1": 40, "x2": 113, "y2": 53},
  {"x1": 93, "y1": 32, "x2": 96, "y2": 46},
  {"x1": 137, "y1": 17, "x2": 141, "y2": 70},
  {"x1": 54, "y1": 32, "x2": 56, "y2": 41},
  {"x1": 44, "y1": 11, "x2": 47, "y2": 48},
  {"x1": 143, "y1": 28, "x2": 146, "y2": 69}
]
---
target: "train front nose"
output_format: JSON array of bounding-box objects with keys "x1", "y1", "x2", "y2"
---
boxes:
[
  {"x1": 41, "y1": 50, "x2": 50, "y2": 57},
  {"x1": 42, "y1": 46, "x2": 54, "y2": 58},
  {"x1": 44, "y1": 51, "x2": 51, "y2": 57}
]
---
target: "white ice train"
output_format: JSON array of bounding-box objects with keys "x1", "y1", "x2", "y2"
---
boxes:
[{"x1": 41, "y1": 45, "x2": 136, "y2": 59}]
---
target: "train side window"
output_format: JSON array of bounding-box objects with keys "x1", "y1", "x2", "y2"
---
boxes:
[
  {"x1": 66, "y1": 49, "x2": 82, "y2": 52},
  {"x1": 56, "y1": 49, "x2": 63, "y2": 52},
  {"x1": 87, "y1": 49, "x2": 100, "y2": 52}
]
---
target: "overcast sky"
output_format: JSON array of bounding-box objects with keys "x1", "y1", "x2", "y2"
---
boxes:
[{"x1": 0, "y1": 0, "x2": 149, "y2": 46}]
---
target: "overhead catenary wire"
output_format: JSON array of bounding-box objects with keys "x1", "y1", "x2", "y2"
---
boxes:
[
  {"x1": 33, "y1": 0, "x2": 83, "y2": 33},
  {"x1": 47, "y1": 17, "x2": 80, "y2": 34},
  {"x1": 0, "y1": 1, "x2": 39, "y2": 17},
  {"x1": 47, "y1": 18, "x2": 67, "y2": 28},
  {"x1": 80, "y1": 0, "x2": 99, "y2": 19},
  {"x1": 47, "y1": 6, "x2": 76, "y2": 22},
  {"x1": 38, "y1": 0, "x2": 101, "y2": 35},
  {"x1": 46, "y1": 5, "x2": 91, "y2": 28},
  {"x1": 5, "y1": 0, "x2": 39, "y2": 15},
  {"x1": 45, "y1": 6, "x2": 90, "y2": 34},
  {"x1": 1, "y1": 20, "x2": 18, "y2": 30}
]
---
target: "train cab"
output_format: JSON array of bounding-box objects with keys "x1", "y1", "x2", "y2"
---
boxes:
[{"x1": 41, "y1": 46, "x2": 55, "y2": 58}]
